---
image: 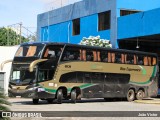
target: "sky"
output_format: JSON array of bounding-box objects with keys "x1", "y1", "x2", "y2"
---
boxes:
[{"x1": 0, "y1": 0, "x2": 81, "y2": 33}]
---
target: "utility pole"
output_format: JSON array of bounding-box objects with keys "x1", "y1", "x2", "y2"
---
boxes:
[
  {"x1": 19, "y1": 22, "x2": 22, "y2": 44},
  {"x1": 7, "y1": 27, "x2": 9, "y2": 46}
]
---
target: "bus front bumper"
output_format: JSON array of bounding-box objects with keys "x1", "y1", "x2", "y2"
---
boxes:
[
  {"x1": 8, "y1": 89, "x2": 38, "y2": 98},
  {"x1": 8, "y1": 88, "x2": 56, "y2": 99}
]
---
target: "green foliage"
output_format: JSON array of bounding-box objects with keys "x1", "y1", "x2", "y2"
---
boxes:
[
  {"x1": 0, "y1": 27, "x2": 29, "y2": 46},
  {"x1": 0, "y1": 92, "x2": 11, "y2": 120}
]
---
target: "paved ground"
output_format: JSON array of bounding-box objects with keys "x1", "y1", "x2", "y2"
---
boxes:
[{"x1": 3, "y1": 97, "x2": 160, "y2": 120}]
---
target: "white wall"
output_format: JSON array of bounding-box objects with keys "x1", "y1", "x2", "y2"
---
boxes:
[{"x1": 0, "y1": 46, "x2": 19, "y2": 95}]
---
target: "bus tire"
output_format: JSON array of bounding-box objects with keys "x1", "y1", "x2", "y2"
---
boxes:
[
  {"x1": 71, "y1": 90, "x2": 76, "y2": 103},
  {"x1": 57, "y1": 89, "x2": 63, "y2": 104},
  {"x1": 127, "y1": 89, "x2": 135, "y2": 102},
  {"x1": 136, "y1": 90, "x2": 144, "y2": 100},
  {"x1": 33, "y1": 99, "x2": 39, "y2": 104}
]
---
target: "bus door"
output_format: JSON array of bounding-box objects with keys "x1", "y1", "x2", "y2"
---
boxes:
[
  {"x1": 81, "y1": 72, "x2": 103, "y2": 98},
  {"x1": 104, "y1": 73, "x2": 115, "y2": 97},
  {"x1": 90, "y1": 72, "x2": 104, "y2": 98},
  {"x1": 104, "y1": 73, "x2": 130, "y2": 98}
]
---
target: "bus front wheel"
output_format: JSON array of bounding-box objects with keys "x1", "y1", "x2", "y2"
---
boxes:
[
  {"x1": 136, "y1": 90, "x2": 144, "y2": 100},
  {"x1": 32, "y1": 99, "x2": 39, "y2": 104},
  {"x1": 71, "y1": 90, "x2": 77, "y2": 103},
  {"x1": 127, "y1": 89, "x2": 135, "y2": 102},
  {"x1": 57, "y1": 89, "x2": 63, "y2": 104}
]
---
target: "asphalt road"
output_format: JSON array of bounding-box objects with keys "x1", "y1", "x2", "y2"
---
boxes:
[{"x1": 5, "y1": 98, "x2": 160, "y2": 120}]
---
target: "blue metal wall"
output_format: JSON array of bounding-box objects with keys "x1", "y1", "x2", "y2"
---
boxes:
[
  {"x1": 37, "y1": 0, "x2": 117, "y2": 47},
  {"x1": 117, "y1": 0, "x2": 160, "y2": 17},
  {"x1": 40, "y1": 14, "x2": 110, "y2": 44},
  {"x1": 118, "y1": 8, "x2": 160, "y2": 40},
  {"x1": 37, "y1": 0, "x2": 160, "y2": 47}
]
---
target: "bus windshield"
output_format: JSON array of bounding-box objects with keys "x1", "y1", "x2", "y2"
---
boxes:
[
  {"x1": 10, "y1": 69, "x2": 36, "y2": 85},
  {"x1": 15, "y1": 44, "x2": 44, "y2": 57}
]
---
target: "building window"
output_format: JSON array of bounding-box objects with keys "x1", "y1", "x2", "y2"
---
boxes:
[
  {"x1": 72, "y1": 18, "x2": 80, "y2": 35},
  {"x1": 120, "y1": 9, "x2": 140, "y2": 16},
  {"x1": 98, "y1": 11, "x2": 111, "y2": 31}
]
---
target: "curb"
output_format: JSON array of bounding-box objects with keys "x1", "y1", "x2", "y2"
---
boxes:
[{"x1": 134, "y1": 99, "x2": 160, "y2": 104}]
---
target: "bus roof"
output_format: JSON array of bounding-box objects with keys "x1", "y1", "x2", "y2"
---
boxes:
[{"x1": 21, "y1": 42, "x2": 158, "y2": 57}]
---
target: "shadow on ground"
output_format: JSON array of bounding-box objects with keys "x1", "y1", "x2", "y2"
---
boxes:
[{"x1": 10, "y1": 98, "x2": 127, "y2": 105}]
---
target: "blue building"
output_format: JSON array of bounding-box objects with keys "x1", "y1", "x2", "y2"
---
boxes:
[{"x1": 37, "y1": 0, "x2": 160, "y2": 53}]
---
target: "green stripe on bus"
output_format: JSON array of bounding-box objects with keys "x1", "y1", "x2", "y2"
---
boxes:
[
  {"x1": 129, "y1": 80, "x2": 151, "y2": 85},
  {"x1": 37, "y1": 83, "x2": 95, "y2": 93},
  {"x1": 151, "y1": 66, "x2": 156, "y2": 77},
  {"x1": 67, "y1": 84, "x2": 95, "y2": 92},
  {"x1": 130, "y1": 66, "x2": 156, "y2": 85},
  {"x1": 80, "y1": 84, "x2": 94, "y2": 89},
  {"x1": 37, "y1": 83, "x2": 56, "y2": 93},
  {"x1": 44, "y1": 88, "x2": 57, "y2": 93}
]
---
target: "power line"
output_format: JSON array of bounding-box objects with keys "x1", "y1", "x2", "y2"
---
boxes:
[{"x1": 4, "y1": 22, "x2": 37, "y2": 45}]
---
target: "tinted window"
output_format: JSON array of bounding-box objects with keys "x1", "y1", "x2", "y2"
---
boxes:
[
  {"x1": 77, "y1": 72, "x2": 83, "y2": 83},
  {"x1": 105, "y1": 73, "x2": 130, "y2": 84},
  {"x1": 61, "y1": 47, "x2": 80, "y2": 61},
  {"x1": 84, "y1": 73, "x2": 91, "y2": 83},
  {"x1": 91, "y1": 73, "x2": 104, "y2": 83},
  {"x1": 59, "y1": 72, "x2": 77, "y2": 83},
  {"x1": 101, "y1": 50, "x2": 108, "y2": 62},
  {"x1": 15, "y1": 45, "x2": 44, "y2": 57},
  {"x1": 43, "y1": 45, "x2": 63, "y2": 59}
]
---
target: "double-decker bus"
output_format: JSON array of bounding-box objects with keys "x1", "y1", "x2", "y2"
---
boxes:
[{"x1": 8, "y1": 42, "x2": 159, "y2": 104}]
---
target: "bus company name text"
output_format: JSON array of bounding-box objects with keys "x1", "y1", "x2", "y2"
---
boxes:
[{"x1": 120, "y1": 67, "x2": 141, "y2": 72}]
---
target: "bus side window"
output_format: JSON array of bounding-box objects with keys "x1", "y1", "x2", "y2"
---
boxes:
[
  {"x1": 108, "y1": 52, "x2": 111, "y2": 62},
  {"x1": 111, "y1": 53, "x2": 115, "y2": 63},
  {"x1": 61, "y1": 51, "x2": 70, "y2": 61},
  {"x1": 84, "y1": 73, "x2": 91, "y2": 83},
  {"x1": 101, "y1": 51, "x2": 108, "y2": 62},
  {"x1": 143, "y1": 56, "x2": 148, "y2": 66},
  {"x1": 121, "y1": 54, "x2": 125, "y2": 64},
  {"x1": 97, "y1": 51, "x2": 101, "y2": 62},
  {"x1": 82, "y1": 50, "x2": 86, "y2": 61},
  {"x1": 26, "y1": 46, "x2": 37, "y2": 57},
  {"x1": 62, "y1": 47, "x2": 80, "y2": 61},
  {"x1": 93, "y1": 51, "x2": 97, "y2": 61},
  {"x1": 148, "y1": 57, "x2": 151, "y2": 66},
  {"x1": 15, "y1": 47, "x2": 23, "y2": 56},
  {"x1": 86, "y1": 50, "x2": 93, "y2": 61},
  {"x1": 43, "y1": 48, "x2": 49, "y2": 58},
  {"x1": 134, "y1": 55, "x2": 137, "y2": 64},
  {"x1": 137, "y1": 55, "x2": 143, "y2": 65},
  {"x1": 152, "y1": 57, "x2": 157, "y2": 65},
  {"x1": 115, "y1": 53, "x2": 121, "y2": 63},
  {"x1": 126, "y1": 54, "x2": 134, "y2": 64}
]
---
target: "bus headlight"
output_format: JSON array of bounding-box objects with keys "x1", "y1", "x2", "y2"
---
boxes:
[{"x1": 28, "y1": 87, "x2": 37, "y2": 91}]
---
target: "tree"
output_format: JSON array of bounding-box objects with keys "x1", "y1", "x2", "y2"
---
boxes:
[
  {"x1": 0, "y1": 27, "x2": 29, "y2": 46},
  {"x1": 27, "y1": 34, "x2": 37, "y2": 42},
  {"x1": 80, "y1": 36, "x2": 112, "y2": 48}
]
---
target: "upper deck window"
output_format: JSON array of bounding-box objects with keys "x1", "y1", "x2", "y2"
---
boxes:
[{"x1": 15, "y1": 44, "x2": 44, "y2": 57}]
